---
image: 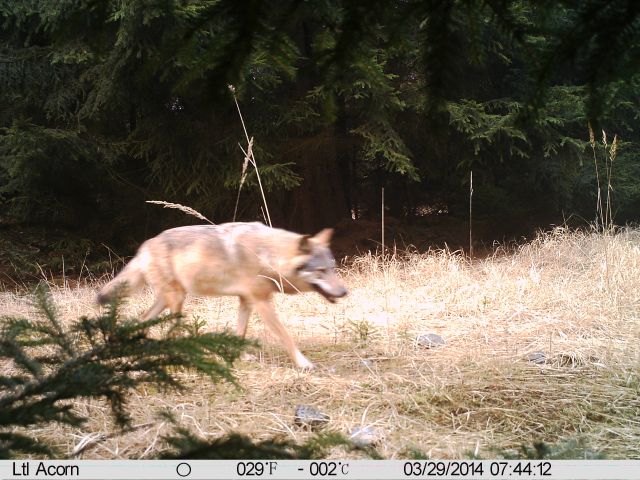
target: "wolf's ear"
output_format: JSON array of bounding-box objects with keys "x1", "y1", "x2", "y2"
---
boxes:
[
  {"x1": 313, "y1": 228, "x2": 333, "y2": 246},
  {"x1": 299, "y1": 234, "x2": 312, "y2": 254}
]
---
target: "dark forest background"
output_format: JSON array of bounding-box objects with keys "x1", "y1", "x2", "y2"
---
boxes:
[{"x1": 2, "y1": 0, "x2": 640, "y2": 278}]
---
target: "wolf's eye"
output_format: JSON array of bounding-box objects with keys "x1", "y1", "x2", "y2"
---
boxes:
[{"x1": 317, "y1": 267, "x2": 327, "y2": 273}]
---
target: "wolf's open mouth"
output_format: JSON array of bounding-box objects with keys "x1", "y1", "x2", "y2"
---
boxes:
[{"x1": 311, "y1": 284, "x2": 338, "y2": 303}]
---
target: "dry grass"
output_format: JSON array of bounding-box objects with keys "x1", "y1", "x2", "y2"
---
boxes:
[{"x1": 2, "y1": 227, "x2": 640, "y2": 459}]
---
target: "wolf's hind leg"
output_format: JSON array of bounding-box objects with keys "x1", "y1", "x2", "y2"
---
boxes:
[
  {"x1": 161, "y1": 286, "x2": 186, "y2": 338},
  {"x1": 163, "y1": 286, "x2": 185, "y2": 316},
  {"x1": 141, "y1": 297, "x2": 167, "y2": 321},
  {"x1": 237, "y1": 297, "x2": 259, "y2": 363},
  {"x1": 141, "y1": 286, "x2": 185, "y2": 339},
  {"x1": 254, "y1": 297, "x2": 314, "y2": 370}
]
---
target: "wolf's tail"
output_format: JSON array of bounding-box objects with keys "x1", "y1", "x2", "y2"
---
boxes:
[{"x1": 97, "y1": 254, "x2": 147, "y2": 305}]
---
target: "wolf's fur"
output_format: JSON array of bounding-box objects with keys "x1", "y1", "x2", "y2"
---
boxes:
[{"x1": 97, "y1": 222, "x2": 347, "y2": 369}]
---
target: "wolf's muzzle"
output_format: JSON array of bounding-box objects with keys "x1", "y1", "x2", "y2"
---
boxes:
[{"x1": 313, "y1": 284, "x2": 348, "y2": 303}]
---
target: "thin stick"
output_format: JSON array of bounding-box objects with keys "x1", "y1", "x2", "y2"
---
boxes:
[
  {"x1": 469, "y1": 170, "x2": 474, "y2": 259},
  {"x1": 381, "y1": 187, "x2": 390, "y2": 319},
  {"x1": 605, "y1": 134, "x2": 617, "y2": 232},
  {"x1": 381, "y1": 187, "x2": 385, "y2": 257},
  {"x1": 602, "y1": 130, "x2": 609, "y2": 229}
]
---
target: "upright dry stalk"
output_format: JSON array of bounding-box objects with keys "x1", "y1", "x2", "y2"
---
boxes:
[
  {"x1": 469, "y1": 170, "x2": 474, "y2": 259},
  {"x1": 602, "y1": 130, "x2": 609, "y2": 229},
  {"x1": 588, "y1": 123, "x2": 603, "y2": 231},
  {"x1": 232, "y1": 138, "x2": 251, "y2": 222},
  {"x1": 229, "y1": 85, "x2": 272, "y2": 227},
  {"x1": 381, "y1": 187, "x2": 385, "y2": 258},
  {"x1": 380, "y1": 187, "x2": 390, "y2": 318},
  {"x1": 589, "y1": 128, "x2": 618, "y2": 293},
  {"x1": 605, "y1": 134, "x2": 617, "y2": 232}
]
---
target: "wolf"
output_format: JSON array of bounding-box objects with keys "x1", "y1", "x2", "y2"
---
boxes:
[{"x1": 97, "y1": 222, "x2": 348, "y2": 370}]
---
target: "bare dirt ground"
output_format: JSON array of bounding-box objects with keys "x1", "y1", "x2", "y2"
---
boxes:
[{"x1": 2, "y1": 227, "x2": 639, "y2": 459}]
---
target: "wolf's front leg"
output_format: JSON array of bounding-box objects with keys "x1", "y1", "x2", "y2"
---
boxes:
[
  {"x1": 253, "y1": 297, "x2": 314, "y2": 370},
  {"x1": 236, "y1": 296, "x2": 253, "y2": 338}
]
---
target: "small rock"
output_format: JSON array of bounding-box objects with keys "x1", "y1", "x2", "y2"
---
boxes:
[
  {"x1": 416, "y1": 333, "x2": 446, "y2": 348},
  {"x1": 349, "y1": 426, "x2": 382, "y2": 447},
  {"x1": 294, "y1": 405, "x2": 330, "y2": 430},
  {"x1": 526, "y1": 351, "x2": 547, "y2": 364},
  {"x1": 360, "y1": 359, "x2": 374, "y2": 368}
]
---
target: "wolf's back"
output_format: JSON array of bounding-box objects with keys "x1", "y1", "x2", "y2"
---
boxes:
[{"x1": 97, "y1": 251, "x2": 147, "y2": 304}]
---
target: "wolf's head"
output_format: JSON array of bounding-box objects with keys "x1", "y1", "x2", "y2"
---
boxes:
[{"x1": 294, "y1": 228, "x2": 348, "y2": 302}]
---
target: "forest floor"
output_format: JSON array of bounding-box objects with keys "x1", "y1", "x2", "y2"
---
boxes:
[{"x1": 1, "y1": 227, "x2": 639, "y2": 459}]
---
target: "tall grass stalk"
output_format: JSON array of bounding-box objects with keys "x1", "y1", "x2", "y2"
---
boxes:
[
  {"x1": 469, "y1": 170, "x2": 474, "y2": 259},
  {"x1": 588, "y1": 126, "x2": 619, "y2": 296},
  {"x1": 588, "y1": 124, "x2": 602, "y2": 231},
  {"x1": 588, "y1": 124, "x2": 617, "y2": 233},
  {"x1": 233, "y1": 138, "x2": 251, "y2": 222},
  {"x1": 605, "y1": 133, "x2": 617, "y2": 230},
  {"x1": 381, "y1": 187, "x2": 385, "y2": 258},
  {"x1": 229, "y1": 85, "x2": 272, "y2": 227},
  {"x1": 146, "y1": 201, "x2": 214, "y2": 224}
]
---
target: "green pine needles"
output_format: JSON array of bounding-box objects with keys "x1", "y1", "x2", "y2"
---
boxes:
[{"x1": 0, "y1": 286, "x2": 251, "y2": 459}]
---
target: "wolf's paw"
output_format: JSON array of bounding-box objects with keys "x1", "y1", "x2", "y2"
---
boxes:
[
  {"x1": 294, "y1": 352, "x2": 315, "y2": 371},
  {"x1": 299, "y1": 362, "x2": 315, "y2": 372}
]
